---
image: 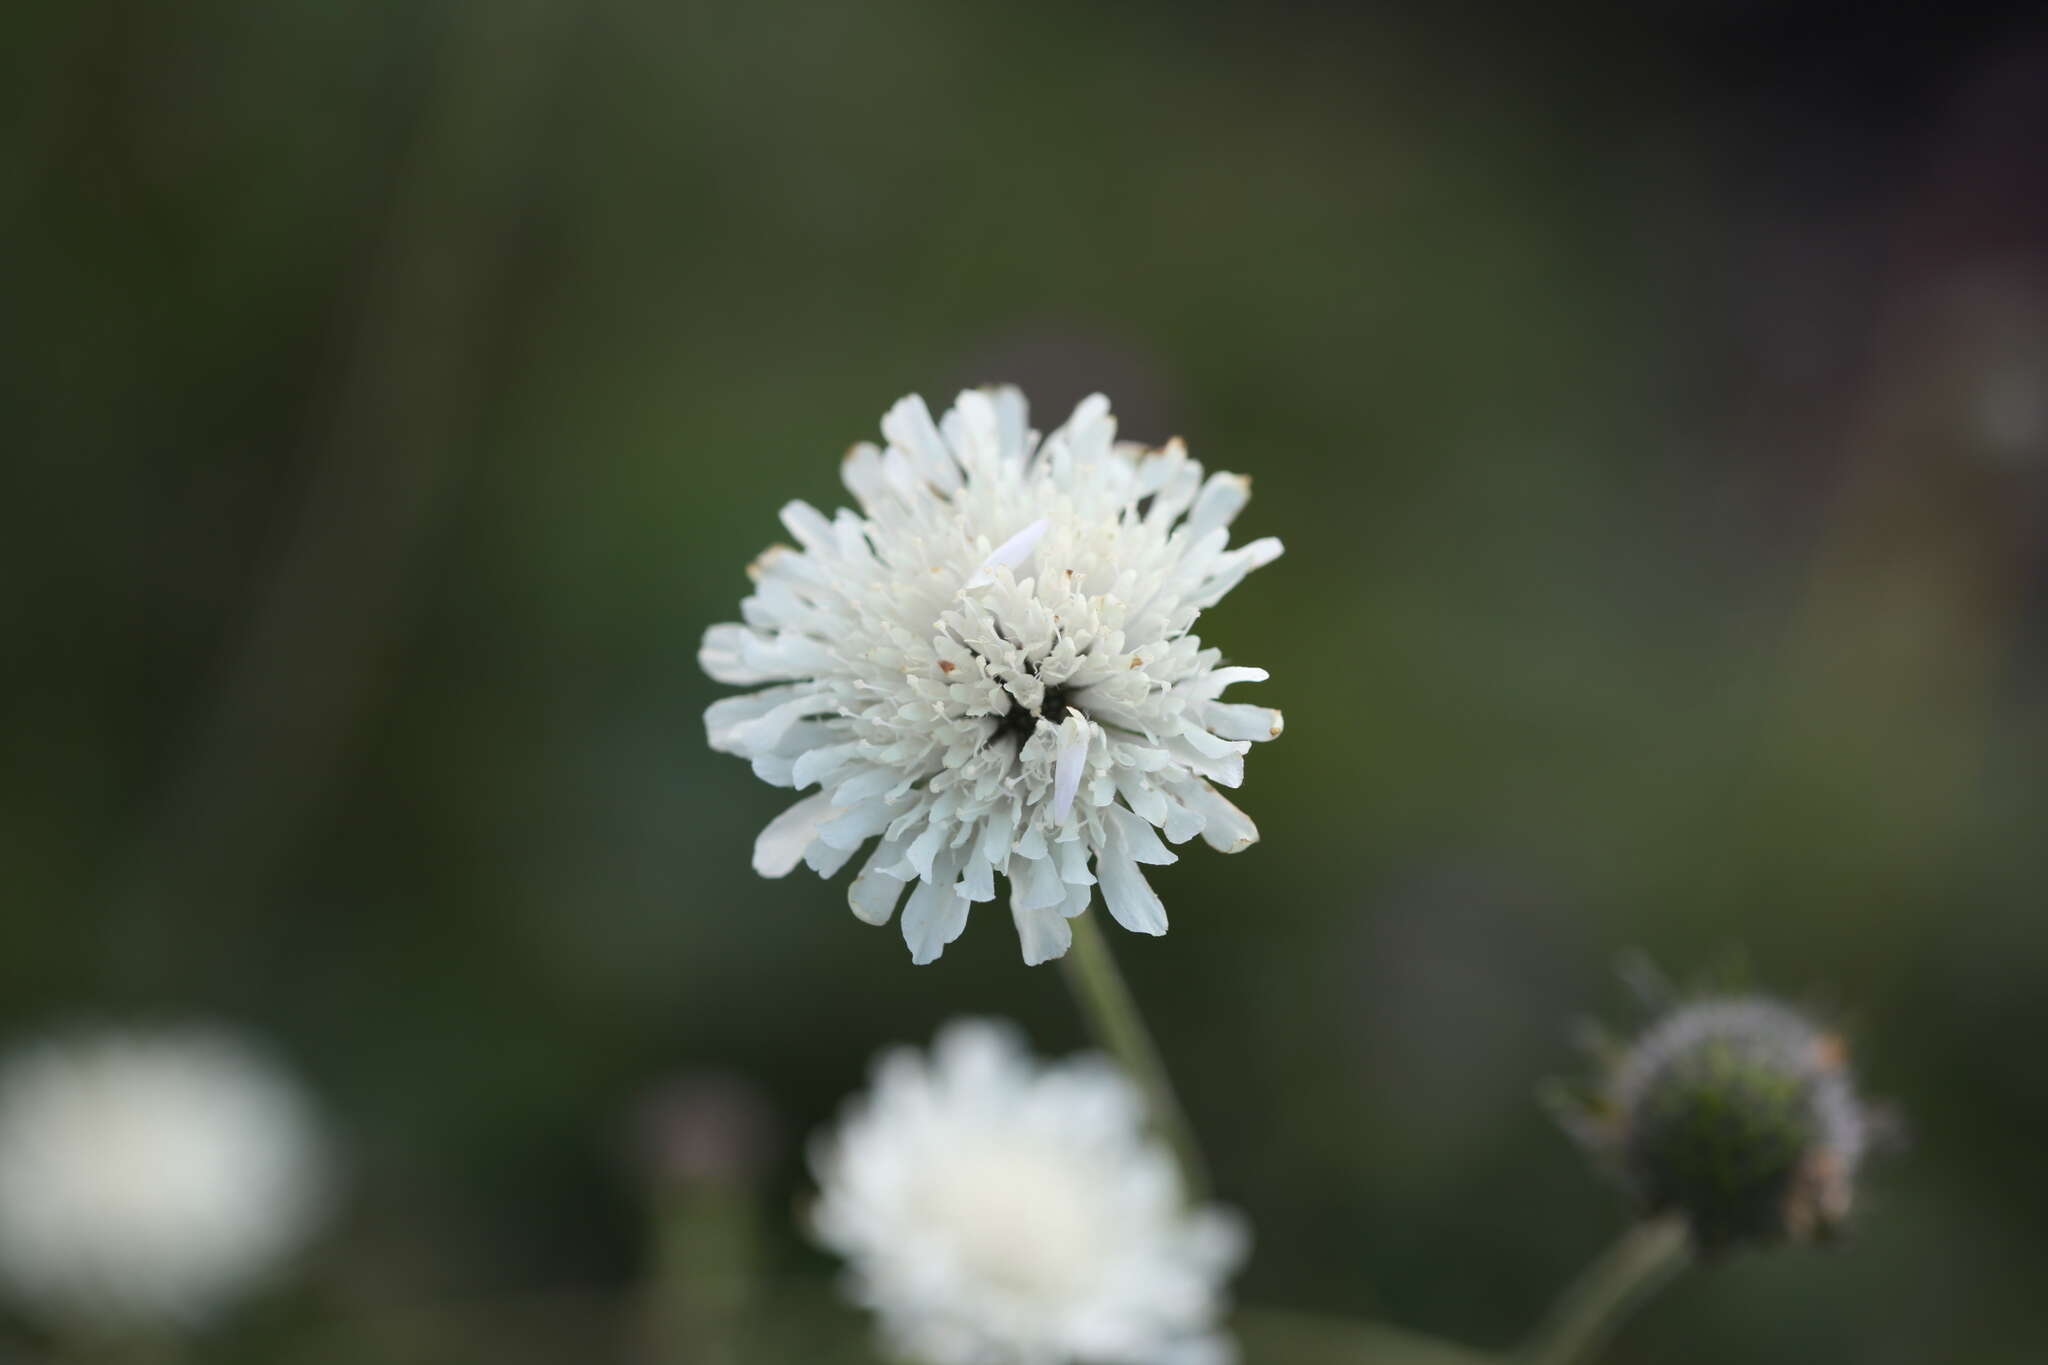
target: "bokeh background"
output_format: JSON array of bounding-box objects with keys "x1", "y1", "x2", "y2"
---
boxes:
[{"x1": 6, "y1": 1, "x2": 2048, "y2": 1361}]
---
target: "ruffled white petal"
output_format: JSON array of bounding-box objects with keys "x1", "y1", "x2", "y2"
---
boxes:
[
  {"x1": 753, "y1": 793, "x2": 837, "y2": 877},
  {"x1": 901, "y1": 878, "x2": 971, "y2": 965},
  {"x1": 966, "y1": 516, "x2": 1050, "y2": 589},
  {"x1": 1010, "y1": 899, "x2": 1074, "y2": 966},
  {"x1": 1050, "y1": 726, "x2": 1090, "y2": 823}
]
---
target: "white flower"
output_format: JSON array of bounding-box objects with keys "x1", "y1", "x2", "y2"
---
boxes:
[
  {"x1": 701, "y1": 387, "x2": 1283, "y2": 964},
  {"x1": 810, "y1": 1019, "x2": 1246, "y2": 1365},
  {"x1": 0, "y1": 1027, "x2": 331, "y2": 1331}
]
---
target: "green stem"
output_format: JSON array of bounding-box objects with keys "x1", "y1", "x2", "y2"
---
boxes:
[
  {"x1": 1059, "y1": 914, "x2": 1211, "y2": 1201},
  {"x1": 641, "y1": 1182, "x2": 759, "y2": 1365},
  {"x1": 1519, "y1": 1216, "x2": 1691, "y2": 1365}
]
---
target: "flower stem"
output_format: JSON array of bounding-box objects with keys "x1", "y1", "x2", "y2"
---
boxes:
[
  {"x1": 641, "y1": 1182, "x2": 759, "y2": 1365},
  {"x1": 1519, "y1": 1215, "x2": 1691, "y2": 1365},
  {"x1": 1060, "y1": 913, "x2": 1211, "y2": 1201}
]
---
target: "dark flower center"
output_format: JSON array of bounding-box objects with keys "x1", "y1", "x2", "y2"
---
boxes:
[{"x1": 995, "y1": 684, "x2": 1071, "y2": 746}]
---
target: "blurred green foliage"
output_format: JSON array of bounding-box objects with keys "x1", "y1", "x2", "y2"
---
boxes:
[{"x1": 5, "y1": 1, "x2": 2046, "y2": 1361}]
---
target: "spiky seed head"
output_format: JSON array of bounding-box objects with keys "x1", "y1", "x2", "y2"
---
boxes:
[{"x1": 1556, "y1": 996, "x2": 1876, "y2": 1251}]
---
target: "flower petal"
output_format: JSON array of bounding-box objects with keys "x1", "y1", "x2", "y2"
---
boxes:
[
  {"x1": 1098, "y1": 842, "x2": 1167, "y2": 936},
  {"x1": 1050, "y1": 728, "x2": 1089, "y2": 822},
  {"x1": 966, "y1": 517, "x2": 1050, "y2": 589},
  {"x1": 901, "y1": 879, "x2": 970, "y2": 965},
  {"x1": 753, "y1": 793, "x2": 836, "y2": 877},
  {"x1": 1010, "y1": 899, "x2": 1073, "y2": 965}
]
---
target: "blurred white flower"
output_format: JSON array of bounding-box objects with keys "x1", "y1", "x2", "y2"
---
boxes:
[
  {"x1": 810, "y1": 1019, "x2": 1245, "y2": 1365},
  {"x1": 0, "y1": 1026, "x2": 331, "y2": 1331},
  {"x1": 701, "y1": 387, "x2": 1283, "y2": 965}
]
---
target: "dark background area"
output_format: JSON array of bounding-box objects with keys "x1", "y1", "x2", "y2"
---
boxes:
[{"x1": 5, "y1": 1, "x2": 2047, "y2": 1360}]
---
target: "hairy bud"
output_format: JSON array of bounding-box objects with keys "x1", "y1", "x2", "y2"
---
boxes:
[{"x1": 1555, "y1": 996, "x2": 1879, "y2": 1251}]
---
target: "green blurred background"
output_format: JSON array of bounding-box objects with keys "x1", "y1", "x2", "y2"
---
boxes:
[{"x1": 6, "y1": 1, "x2": 2047, "y2": 1360}]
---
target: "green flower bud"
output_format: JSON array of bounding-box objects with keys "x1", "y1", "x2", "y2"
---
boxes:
[{"x1": 1556, "y1": 996, "x2": 1876, "y2": 1251}]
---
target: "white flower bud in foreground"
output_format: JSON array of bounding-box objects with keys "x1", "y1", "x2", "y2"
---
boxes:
[
  {"x1": 0, "y1": 1027, "x2": 331, "y2": 1331},
  {"x1": 810, "y1": 1019, "x2": 1246, "y2": 1365},
  {"x1": 701, "y1": 387, "x2": 1284, "y2": 965}
]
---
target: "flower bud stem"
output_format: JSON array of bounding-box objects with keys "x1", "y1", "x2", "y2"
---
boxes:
[
  {"x1": 1519, "y1": 1215, "x2": 1690, "y2": 1365},
  {"x1": 1060, "y1": 915, "x2": 1211, "y2": 1201}
]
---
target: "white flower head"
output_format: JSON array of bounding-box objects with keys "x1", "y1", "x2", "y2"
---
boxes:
[
  {"x1": 0, "y1": 1026, "x2": 332, "y2": 1332},
  {"x1": 701, "y1": 388, "x2": 1284, "y2": 964},
  {"x1": 810, "y1": 1019, "x2": 1247, "y2": 1365}
]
